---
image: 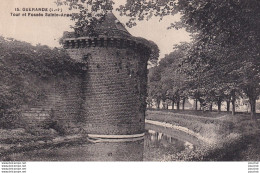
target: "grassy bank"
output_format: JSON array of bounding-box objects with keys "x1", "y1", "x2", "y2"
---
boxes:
[
  {"x1": 146, "y1": 109, "x2": 260, "y2": 161},
  {"x1": 0, "y1": 129, "x2": 90, "y2": 161},
  {"x1": 0, "y1": 128, "x2": 90, "y2": 161}
]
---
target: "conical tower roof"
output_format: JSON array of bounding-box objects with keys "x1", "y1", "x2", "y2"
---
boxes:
[
  {"x1": 63, "y1": 12, "x2": 131, "y2": 38},
  {"x1": 92, "y1": 12, "x2": 131, "y2": 38}
]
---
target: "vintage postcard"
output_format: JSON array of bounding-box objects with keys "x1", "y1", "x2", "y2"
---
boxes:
[{"x1": 0, "y1": 0, "x2": 259, "y2": 172}]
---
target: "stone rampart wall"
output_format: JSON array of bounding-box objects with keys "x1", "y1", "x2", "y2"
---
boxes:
[{"x1": 22, "y1": 74, "x2": 83, "y2": 129}]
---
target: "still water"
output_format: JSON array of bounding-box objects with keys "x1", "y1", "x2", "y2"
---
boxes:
[
  {"x1": 144, "y1": 129, "x2": 194, "y2": 161},
  {"x1": 3, "y1": 125, "x2": 196, "y2": 161}
]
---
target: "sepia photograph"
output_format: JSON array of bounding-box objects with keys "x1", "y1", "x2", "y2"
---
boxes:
[{"x1": 0, "y1": 0, "x2": 259, "y2": 169}]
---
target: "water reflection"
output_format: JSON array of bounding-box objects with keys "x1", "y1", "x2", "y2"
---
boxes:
[
  {"x1": 144, "y1": 130, "x2": 195, "y2": 161},
  {"x1": 2, "y1": 127, "x2": 196, "y2": 161},
  {"x1": 146, "y1": 130, "x2": 195, "y2": 150}
]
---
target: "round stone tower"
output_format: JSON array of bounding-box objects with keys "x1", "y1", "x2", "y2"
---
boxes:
[{"x1": 62, "y1": 12, "x2": 157, "y2": 160}]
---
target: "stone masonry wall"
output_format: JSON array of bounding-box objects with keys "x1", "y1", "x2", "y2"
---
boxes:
[
  {"x1": 22, "y1": 74, "x2": 83, "y2": 129},
  {"x1": 67, "y1": 46, "x2": 148, "y2": 135}
]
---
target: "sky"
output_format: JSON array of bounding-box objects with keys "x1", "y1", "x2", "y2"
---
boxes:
[{"x1": 0, "y1": 0, "x2": 191, "y2": 60}]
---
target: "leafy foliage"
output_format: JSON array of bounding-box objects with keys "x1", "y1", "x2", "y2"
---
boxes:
[
  {"x1": 56, "y1": 0, "x2": 114, "y2": 35},
  {"x1": 148, "y1": 42, "x2": 190, "y2": 109},
  {"x1": 0, "y1": 36, "x2": 81, "y2": 128},
  {"x1": 118, "y1": 0, "x2": 259, "y2": 118}
]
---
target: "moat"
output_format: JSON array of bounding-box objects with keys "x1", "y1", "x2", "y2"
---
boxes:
[{"x1": 1, "y1": 124, "x2": 196, "y2": 161}]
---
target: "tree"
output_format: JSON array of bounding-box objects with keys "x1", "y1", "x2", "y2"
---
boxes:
[
  {"x1": 148, "y1": 66, "x2": 163, "y2": 109},
  {"x1": 162, "y1": 45, "x2": 190, "y2": 110},
  {"x1": 119, "y1": 0, "x2": 260, "y2": 119},
  {"x1": 147, "y1": 42, "x2": 190, "y2": 110},
  {"x1": 56, "y1": 0, "x2": 114, "y2": 35},
  {"x1": 57, "y1": 0, "x2": 260, "y2": 119}
]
